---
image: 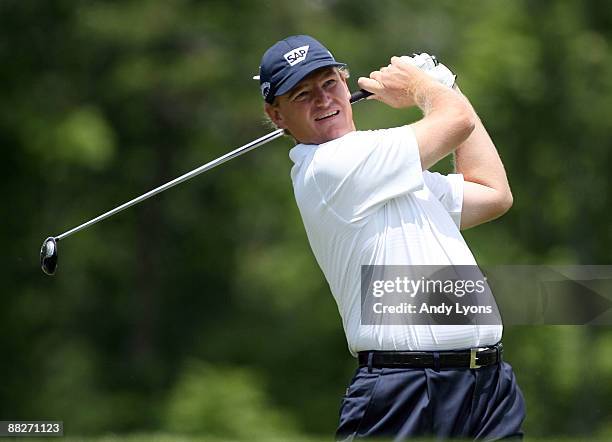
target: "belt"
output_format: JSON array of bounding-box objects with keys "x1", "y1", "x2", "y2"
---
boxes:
[{"x1": 358, "y1": 342, "x2": 503, "y2": 369}]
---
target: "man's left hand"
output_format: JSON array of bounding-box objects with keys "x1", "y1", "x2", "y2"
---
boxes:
[{"x1": 401, "y1": 53, "x2": 456, "y2": 88}]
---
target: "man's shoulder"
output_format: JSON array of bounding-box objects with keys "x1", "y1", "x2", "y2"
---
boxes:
[
  {"x1": 317, "y1": 126, "x2": 414, "y2": 159},
  {"x1": 290, "y1": 132, "x2": 356, "y2": 167},
  {"x1": 291, "y1": 126, "x2": 416, "y2": 178}
]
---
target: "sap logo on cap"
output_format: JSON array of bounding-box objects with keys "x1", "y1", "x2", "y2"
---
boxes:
[{"x1": 284, "y1": 45, "x2": 309, "y2": 66}]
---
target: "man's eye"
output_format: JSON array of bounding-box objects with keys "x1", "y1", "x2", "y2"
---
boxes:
[
  {"x1": 294, "y1": 91, "x2": 309, "y2": 101},
  {"x1": 324, "y1": 79, "x2": 337, "y2": 88}
]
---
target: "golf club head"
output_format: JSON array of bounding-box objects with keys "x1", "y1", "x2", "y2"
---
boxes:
[{"x1": 40, "y1": 237, "x2": 58, "y2": 276}]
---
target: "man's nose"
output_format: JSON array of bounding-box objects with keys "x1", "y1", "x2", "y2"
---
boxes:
[{"x1": 313, "y1": 87, "x2": 331, "y2": 106}]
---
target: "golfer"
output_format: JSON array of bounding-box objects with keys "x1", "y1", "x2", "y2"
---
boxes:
[{"x1": 257, "y1": 35, "x2": 526, "y2": 440}]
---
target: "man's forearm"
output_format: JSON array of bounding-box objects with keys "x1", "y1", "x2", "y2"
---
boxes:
[
  {"x1": 406, "y1": 74, "x2": 476, "y2": 170},
  {"x1": 453, "y1": 86, "x2": 511, "y2": 197}
]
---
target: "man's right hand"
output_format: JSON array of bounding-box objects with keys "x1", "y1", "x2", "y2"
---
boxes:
[
  {"x1": 359, "y1": 56, "x2": 476, "y2": 170},
  {"x1": 357, "y1": 56, "x2": 439, "y2": 109}
]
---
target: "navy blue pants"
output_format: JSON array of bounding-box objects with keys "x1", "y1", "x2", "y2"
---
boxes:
[{"x1": 336, "y1": 361, "x2": 525, "y2": 441}]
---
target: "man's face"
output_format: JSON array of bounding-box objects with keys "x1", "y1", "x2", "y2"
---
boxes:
[{"x1": 266, "y1": 67, "x2": 356, "y2": 144}]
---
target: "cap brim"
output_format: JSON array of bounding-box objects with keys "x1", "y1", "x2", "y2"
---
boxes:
[{"x1": 275, "y1": 60, "x2": 346, "y2": 97}]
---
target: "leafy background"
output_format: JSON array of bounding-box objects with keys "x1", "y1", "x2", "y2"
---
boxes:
[{"x1": 1, "y1": 0, "x2": 611, "y2": 439}]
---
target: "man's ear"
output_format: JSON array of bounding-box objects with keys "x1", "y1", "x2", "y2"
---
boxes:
[
  {"x1": 264, "y1": 103, "x2": 286, "y2": 129},
  {"x1": 340, "y1": 75, "x2": 351, "y2": 100}
]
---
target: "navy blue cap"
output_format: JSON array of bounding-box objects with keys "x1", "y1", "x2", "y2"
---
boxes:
[{"x1": 257, "y1": 35, "x2": 346, "y2": 103}]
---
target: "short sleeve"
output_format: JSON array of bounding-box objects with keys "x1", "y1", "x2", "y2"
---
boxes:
[
  {"x1": 312, "y1": 126, "x2": 424, "y2": 223},
  {"x1": 422, "y1": 170, "x2": 464, "y2": 228}
]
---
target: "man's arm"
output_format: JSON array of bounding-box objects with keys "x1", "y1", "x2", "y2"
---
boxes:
[
  {"x1": 452, "y1": 85, "x2": 513, "y2": 230},
  {"x1": 358, "y1": 57, "x2": 476, "y2": 170}
]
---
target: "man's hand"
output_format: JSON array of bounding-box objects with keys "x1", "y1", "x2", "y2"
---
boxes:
[
  {"x1": 357, "y1": 56, "x2": 436, "y2": 109},
  {"x1": 359, "y1": 56, "x2": 476, "y2": 170},
  {"x1": 407, "y1": 53, "x2": 456, "y2": 88},
  {"x1": 357, "y1": 55, "x2": 457, "y2": 109}
]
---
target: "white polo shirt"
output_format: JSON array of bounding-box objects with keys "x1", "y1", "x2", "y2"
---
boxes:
[{"x1": 289, "y1": 126, "x2": 502, "y2": 355}]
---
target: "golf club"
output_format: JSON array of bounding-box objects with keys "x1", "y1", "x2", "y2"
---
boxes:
[{"x1": 40, "y1": 89, "x2": 373, "y2": 275}]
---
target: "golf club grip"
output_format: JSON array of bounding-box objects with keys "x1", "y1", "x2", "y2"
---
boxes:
[{"x1": 350, "y1": 89, "x2": 373, "y2": 103}]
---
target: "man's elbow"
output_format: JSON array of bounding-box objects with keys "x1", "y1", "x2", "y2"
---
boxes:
[
  {"x1": 495, "y1": 189, "x2": 513, "y2": 217},
  {"x1": 460, "y1": 187, "x2": 513, "y2": 230},
  {"x1": 450, "y1": 103, "x2": 477, "y2": 144}
]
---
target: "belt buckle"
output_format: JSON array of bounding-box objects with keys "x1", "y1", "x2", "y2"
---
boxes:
[{"x1": 470, "y1": 347, "x2": 484, "y2": 369}]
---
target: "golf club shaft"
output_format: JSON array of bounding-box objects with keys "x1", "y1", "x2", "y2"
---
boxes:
[
  {"x1": 55, "y1": 128, "x2": 284, "y2": 241},
  {"x1": 54, "y1": 90, "x2": 371, "y2": 241}
]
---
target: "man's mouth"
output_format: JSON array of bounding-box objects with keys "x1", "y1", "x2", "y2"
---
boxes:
[{"x1": 314, "y1": 110, "x2": 339, "y2": 121}]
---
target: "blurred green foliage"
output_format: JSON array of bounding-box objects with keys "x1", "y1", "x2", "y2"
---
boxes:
[
  {"x1": 164, "y1": 361, "x2": 296, "y2": 438},
  {"x1": 1, "y1": 0, "x2": 611, "y2": 439}
]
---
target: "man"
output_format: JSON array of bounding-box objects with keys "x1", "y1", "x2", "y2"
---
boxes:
[{"x1": 257, "y1": 35, "x2": 526, "y2": 440}]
